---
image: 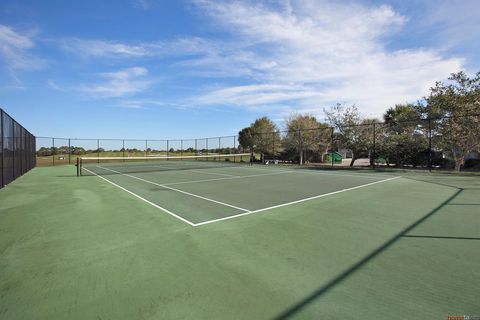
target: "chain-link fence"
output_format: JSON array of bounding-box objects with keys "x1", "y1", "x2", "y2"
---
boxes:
[
  {"x1": 35, "y1": 136, "x2": 247, "y2": 166},
  {"x1": 1, "y1": 108, "x2": 36, "y2": 188},
  {"x1": 35, "y1": 114, "x2": 480, "y2": 172},
  {"x1": 248, "y1": 114, "x2": 480, "y2": 171}
]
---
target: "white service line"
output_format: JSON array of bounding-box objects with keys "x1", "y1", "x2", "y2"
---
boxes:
[
  {"x1": 189, "y1": 170, "x2": 239, "y2": 178},
  {"x1": 83, "y1": 167, "x2": 196, "y2": 226},
  {"x1": 163, "y1": 170, "x2": 295, "y2": 186},
  {"x1": 230, "y1": 165, "x2": 392, "y2": 179},
  {"x1": 97, "y1": 165, "x2": 250, "y2": 213},
  {"x1": 194, "y1": 176, "x2": 402, "y2": 227},
  {"x1": 152, "y1": 164, "x2": 239, "y2": 178}
]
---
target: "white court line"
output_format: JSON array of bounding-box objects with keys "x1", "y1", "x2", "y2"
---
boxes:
[
  {"x1": 163, "y1": 170, "x2": 294, "y2": 186},
  {"x1": 152, "y1": 164, "x2": 239, "y2": 178},
  {"x1": 83, "y1": 167, "x2": 196, "y2": 226},
  {"x1": 189, "y1": 170, "x2": 239, "y2": 178},
  {"x1": 230, "y1": 165, "x2": 392, "y2": 180},
  {"x1": 100, "y1": 161, "x2": 240, "y2": 178},
  {"x1": 194, "y1": 176, "x2": 402, "y2": 227},
  {"x1": 85, "y1": 166, "x2": 400, "y2": 227},
  {"x1": 97, "y1": 165, "x2": 250, "y2": 213}
]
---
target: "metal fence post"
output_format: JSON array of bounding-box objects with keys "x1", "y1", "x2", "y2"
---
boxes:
[
  {"x1": 68, "y1": 138, "x2": 71, "y2": 164},
  {"x1": 145, "y1": 139, "x2": 148, "y2": 159},
  {"x1": 272, "y1": 131, "x2": 275, "y2": 159},
  {"x1": 0, "y1": 109, "x2": 3, "y2": 187},
  {"x1": 122, "y1": 139, "x2": 125, "y2": 161},
  {"x1": 12, "y1": 121, "x2": 16, "y2": 175},
  {"x1": 181, "y1": 139, "x2": 183, "y2": 159},
  {"x1": 372, "y1": 123, "x2": 376, "y2": 169},
  {"x1": 33, "y1": 135, "x2": 36, "y2": 167},
  {"x1": 206, "y1": 138, "x2": 209, "y2": 161},
  {"x1": 428, "y1": 118, "x2": 432, "y2": 172},
  {"x1": 331, "y1": 127, "x2": 334, "y2": 167},
  {"x1": 167, "y1": 140, "x2": 169, "y2": 160},
  {"x1": 97, "y1": 139, "x2": 100, "y2": 163},
  {"x1": 52, "y1": 137, "x2": 55, "y2": 166},
  {"x1": 233, "y1": 135, "x2": 236, "y2": 163}
]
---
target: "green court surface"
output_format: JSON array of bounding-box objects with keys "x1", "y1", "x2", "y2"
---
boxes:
[{"x1": 0, "y1": 164, "x2": 479, "y2": 319}]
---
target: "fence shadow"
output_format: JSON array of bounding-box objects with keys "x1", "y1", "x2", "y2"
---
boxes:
[
  {"x1": 401, "y1": 235, "x2": 480, "y2": 241},
  {"x1": 272, "y1": 187, "x2": 463, "y2": 319}
]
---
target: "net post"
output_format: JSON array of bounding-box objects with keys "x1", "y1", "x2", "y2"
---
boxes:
[
  {"x1": 52, "y1": 137, "x2": 55, "y2": 166},
  {"x1": 76, "y1": 157, "x2": 80, "y2": 176}
]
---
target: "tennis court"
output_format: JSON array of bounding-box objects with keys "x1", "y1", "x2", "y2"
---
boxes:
[
  {"x1": 78, "y1": 154, "x2": 400, "y2": 226},
  {"x1": 1, "y1": 163, "x2": 479, "y2": 319}
]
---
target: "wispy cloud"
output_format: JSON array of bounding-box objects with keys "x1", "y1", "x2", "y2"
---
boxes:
[
  {"x1": 80, "y1": 67, "x2": 153, "y2": 98},
  {"x1": 132, "y1": 0, "x2": 152, "y2": 10},
  {"x1": 58, "y1": 37, "x2": 222, "y2": 61},
  {"x1": 183, "y1": 1, "x2": 463, "y2": 116},
  {"x1": 47, "y1": 79, "x2": 65, "y2": 92},
  {"x1": 191, "y1": 84, "x2": 321, "y2": 107},
  {"x1": 0, "y1": 24, "x2": 44, "y2": 71},
  {"x1": 120, "y1": 99, "x2": 191, "y2": 110},
  {"x1": 59, "y1": 38, "x2": 150, "y2": 58},
  {"x1": 49, "y1": 1, "x2": 466, "y2": 117}
]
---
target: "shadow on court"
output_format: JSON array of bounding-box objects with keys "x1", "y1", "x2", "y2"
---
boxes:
[{"x1": 272, "y1": 184, "x2": 465, "y2": 319}]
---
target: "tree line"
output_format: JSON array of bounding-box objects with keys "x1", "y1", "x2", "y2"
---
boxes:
[
  {"x1": 237, "y1": 71, "x2": 480, "y2": 171},
  {"x1": 36, "y1": 146, "x2": 240, "y2": 156}
]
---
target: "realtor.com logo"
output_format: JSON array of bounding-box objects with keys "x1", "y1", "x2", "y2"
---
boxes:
[{"x1": 448, "y1": 316, "x2": 480, "y2": 320}]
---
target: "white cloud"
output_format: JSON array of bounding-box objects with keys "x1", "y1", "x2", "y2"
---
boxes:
[
  {"x1": 60, "y1": 38, "x2": 149, "y2": 58},
  {"x1": 132, "y1": 0, "x2": 152, "y2": 10},
  {"x1": 423, "y1": 0, "x2": 480, "y2": 47},
  {"x1": 58, "y1": 37, "x2": 219, "y2": 61},
  {"x1": 0, "y1": 24, "x2": 44, "y2": 70},
  {"x1": 81, "y1": 67, "x2": 152, "y2": 98},
  {"x1": 185, "y1": 0, "x2": 463, "y2": 116},
  {"x1": 192, "y1": 84, "x2": 322, "y2": 107},
  {"x1": 47, "y1": 79, "x2": 64, "y2": 91},
  {"x1": 120, "y1": 99, "x2": 189, "y2": 110},
  {"x1": 49, "y1": 1, "x2": 467, "y2": 117}
]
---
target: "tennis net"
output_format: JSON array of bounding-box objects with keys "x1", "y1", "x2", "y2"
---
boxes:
[{"x1": 76, "y1": 153, "x2": 253, "y2": 176}]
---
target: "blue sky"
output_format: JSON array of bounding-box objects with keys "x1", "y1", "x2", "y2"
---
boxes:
[{"x1": 1, "y1": 0, "x2": 479, "y2": 139}]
